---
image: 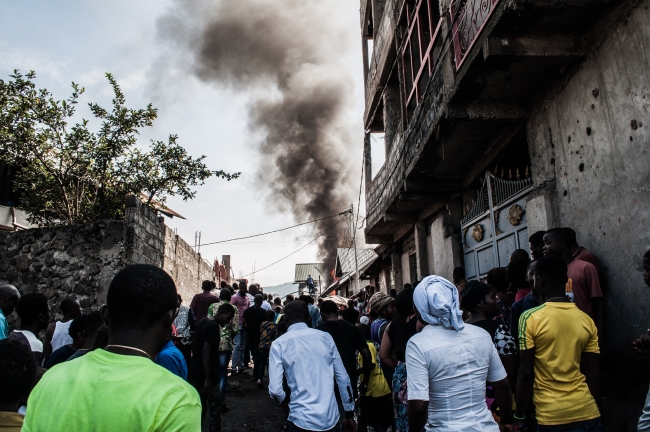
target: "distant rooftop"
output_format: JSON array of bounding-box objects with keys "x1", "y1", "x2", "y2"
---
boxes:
[{"x1": 294, "y1": 263, "x2": 329, "y2": 283}]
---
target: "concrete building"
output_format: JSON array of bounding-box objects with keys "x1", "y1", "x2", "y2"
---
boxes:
[{"x1": 359, "y1": 0, "x2": 650, "y2": 422}]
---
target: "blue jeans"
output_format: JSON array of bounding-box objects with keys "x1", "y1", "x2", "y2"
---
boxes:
[
  {"x1": 538, "y1": 417, "x2": 603, "y2": 432},
  {"x1": 232, "y1": 329, "x2": 247, "y2": 371},
  {"x1": 218, "y1": 351, "x2": 231, "y2": 404}
]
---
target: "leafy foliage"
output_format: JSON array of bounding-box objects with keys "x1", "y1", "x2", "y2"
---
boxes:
[{"x1": 0, "y1": 70, "x2": 239, "y2": 225}]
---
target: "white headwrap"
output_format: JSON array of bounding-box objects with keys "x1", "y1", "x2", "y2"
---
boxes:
[{"x1": 413, "y1": 275, "x2": 465, "y2": 331}]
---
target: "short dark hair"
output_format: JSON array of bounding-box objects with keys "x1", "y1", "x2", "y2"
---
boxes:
[
  {"x1": 403, "y1": 283, "x2": 412, "y2": 290},
  {"x1": 486, "y1": 267, "x2": 508, "y2": 292},
  {"x1": 16, "y1": 293, "x2": 49, "y2": 325},
  {"x1": 510, "y1": 249, "x2": 530, "y2": 261},
  {"x1": 506, "y1": 259, "x2": 530, "y2": 287},
  {"x1": 265, "y1": 310, "x2": 276, "y2": 321},
  {"x1": 453, "y1": 267, "x2": 465, "y2": 281},
  {"x1": 284, "y1": 300, "x2": 309, "y2": 323},
  {"x1": 220, "y1": 289, "x2": 232, "y2": 302},
  {"x1": 106, "y1": 264, "x2": 178, "y2": 331},
  {"x1": 60, "y1": 297, "x2": 79, "y2": 315},
  {"x1": 0, "y1": 339, "x2": 37, "y2": 405},
  {"x1": 220, "y1": 281, "x2": 227, "y2": 288},
  {"x1": 286, "y1": 294, "x2": 294, "y2": 302},
  {"x1": 202, "y1": 280, "x2": 212, "y2": 290},
  {"x1": 274, "y1": 297, "x2": 282, "y2": 305},
  {"x1": 68, "y1": 315, "x2": 87, "y2": 342},
  {"x1": 460, "y1": 280, "x2": 492, "y2": 311},
  {"x1": 216, "y1": 303, "x2": 234, "y2": 317},
  {"x1": 545, "y1": 227, "x2": 569, "y2": 243},
  {"x1": 529, "y1": 231, "x2": 546, "y2": 247},
  {"x1": 390, "y1": 288, "x2": 397, "y2": 297},
  {"x1": 535, "y1": 255, "x2": 568, "y2": 286},
  {"x1": 564, "y1": 227, "x2": 578, "y2": 246},
  {"x1": 298, "y1": 295, "x2": 311, "y2": 303},
  {"x1": 320, "y1": 300, "x2": 338, "y2": 315}
]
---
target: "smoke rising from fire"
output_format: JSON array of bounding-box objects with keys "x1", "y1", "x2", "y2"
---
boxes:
[{"x1": 158, "y1": 0, "x2": 361, "y2": 281}]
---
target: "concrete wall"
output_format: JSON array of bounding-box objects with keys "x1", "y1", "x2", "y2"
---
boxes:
[
  {"x1": 0, "y1": 197, "x2": 211, "y2": 327},
  {"x1": 526, "y1": 0, "x2": 650, "y2": 409},
  {"x1": 428, "y1": 214, "x2": 462, "y2": 282},
  {"x1": 162, "y1": 227, "x2": 214, "y2": 306}
]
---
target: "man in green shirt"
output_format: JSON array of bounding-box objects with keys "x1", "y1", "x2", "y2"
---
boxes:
[{"x1": 22, "y1": 264, "x2": 201, "y2": 431}]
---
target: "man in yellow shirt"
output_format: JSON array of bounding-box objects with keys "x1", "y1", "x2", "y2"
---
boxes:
[
  {"x1": 22, "y1": 264, "x2": 201, "y2": 432},
  {"x1": 515, "y1": 255, "x2": 601, "y2": 431}
]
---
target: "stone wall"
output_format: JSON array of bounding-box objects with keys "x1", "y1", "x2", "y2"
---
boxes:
[
  {"x1": 526, "y1": 0, "x2": 650, "y2": 412},
  {"x1": 0, "y1": 197, "x2": 212, "y2": 326}
]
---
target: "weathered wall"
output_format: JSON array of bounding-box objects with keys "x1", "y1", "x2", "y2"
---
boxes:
[
  {"x1": 527, "y1": 0, "x2": 650, "y2": 409},
  {"x1": 428, "y1": 214, "x2": 462, "y2": 282},
  {"x1": 162, "y1": 227, "x2": 213, "y2": 305},
  {"x1": 0, "y1": 221, "x2": 126, "y2": 324},
  {"x1": 0, "y1": 197, "x2": 211, "y2": 327}
]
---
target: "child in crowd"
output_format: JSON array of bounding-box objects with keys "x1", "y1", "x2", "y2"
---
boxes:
[
  {"x1": 257, "y1": 310, "x2": 277, "y2": 387},
  {"x1": 356, "y1": 324, "x2": 393, "y2": 432}
]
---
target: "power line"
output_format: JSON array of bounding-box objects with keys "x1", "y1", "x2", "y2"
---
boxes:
[
  {"x1": 194, "y1": 209, "x2": 352, "y2": 248},
  {"x1": 236, "y1": 217, "x2": 346, "y2": 279}
]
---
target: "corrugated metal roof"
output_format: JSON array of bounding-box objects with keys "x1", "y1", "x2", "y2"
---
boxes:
[
  {"x1": 294, "y1": 263, "x2": 329, "y2": 283},
  {"x1": 335, "y1": 248, "x2": 378, "y2": 277}
]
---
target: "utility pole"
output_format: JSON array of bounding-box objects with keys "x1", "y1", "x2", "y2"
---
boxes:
[{"x1": 351, "y1": 204, "x2": 360, "y2": 294}]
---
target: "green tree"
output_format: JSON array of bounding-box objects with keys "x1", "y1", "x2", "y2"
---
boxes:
[{"x1": 0, "y1": 70, "x2": 239, "y2": 225}]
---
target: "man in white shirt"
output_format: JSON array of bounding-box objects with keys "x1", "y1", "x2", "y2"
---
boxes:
[
  {"x1": 406, "y1": 275, "x2": 514, "y2": 432},
  {"x1": 269, "y1": 300, "x2": 355, "y2": 432}
]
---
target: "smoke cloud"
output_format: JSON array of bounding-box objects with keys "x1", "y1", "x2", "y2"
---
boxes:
[{"x1": 158, "y1": 0, "x2": 361, "y2": 282}]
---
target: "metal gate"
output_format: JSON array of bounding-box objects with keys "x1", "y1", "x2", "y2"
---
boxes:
[{"x1": 461, "y1": 171, "x2": 532, "y2": 280}]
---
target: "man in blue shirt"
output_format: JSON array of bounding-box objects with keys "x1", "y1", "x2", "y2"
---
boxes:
[
  {"x1": 155, "y1": 335, "x2": 188, "y2": 380},
  {"x1": 0, "y1": 285, "x2": 20, "y2": 340},
  {"x1": 306, "y1": 275, "x2": 315, "y2": 295},
  {"x1": 269, "y1": 300, "x2": 355, "y2": 432}
]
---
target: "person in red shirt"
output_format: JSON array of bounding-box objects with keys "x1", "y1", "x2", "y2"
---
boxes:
[
  {"x1": 189, "y1": 281, "x2": 220, "y2": 324},
  {"x1": 543, "y1": 228, "x2": 604, "y2": 334}
]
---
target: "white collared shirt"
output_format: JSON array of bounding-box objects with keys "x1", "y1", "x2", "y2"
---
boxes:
[
  {"x1": 269, "y1": 322, "x2": 354, "y2": 431},
  {"x1": 406, "y1": 324, "x2": 507, "y2": 432}
]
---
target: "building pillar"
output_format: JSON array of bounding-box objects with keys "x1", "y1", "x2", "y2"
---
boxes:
[
  {"x1": 414, "y1": 221, "x2": 429, "y2": 280},
  {"x1": 364, "y1": 132, "x2": 372, "y2": 187},
  {"x1": 391, "y1": 248, "x2": 403, "y2": 292}
]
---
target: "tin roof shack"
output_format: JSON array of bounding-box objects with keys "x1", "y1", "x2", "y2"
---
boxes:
[
  {"x1": 359, "y1": 0, "x2": 650, "y2": 422},
  {"x1": 325, "y1": 248, "x2": 378, "y2": 297},
  {"x1": 294, "y1": 263, "x2": 328, "y2": 296}
]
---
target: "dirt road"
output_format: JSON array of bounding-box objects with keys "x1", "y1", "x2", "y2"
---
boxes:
[{"x1": 219, "y1": 371, "x2": 286, "y2": 432}]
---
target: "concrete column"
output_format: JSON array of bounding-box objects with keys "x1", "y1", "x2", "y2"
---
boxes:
[
  {"x1": 526, "y1": 195, "x2": 555, "y2": 234},
  {"x1": 383, "y1": 81, "x2": 401, "y2": 158},
  {"x1": 362, "y1": 37, "x2": 370, "y2": 93},
  {"x1": 364, "y1": 132, "x2": 372, "y2": 187},
  {"x1": 414, "y1": 221, "x2": 429, "y2": 280},
  {"x1": 391, "y1": 248, "x2": 403, "y2": 291}
]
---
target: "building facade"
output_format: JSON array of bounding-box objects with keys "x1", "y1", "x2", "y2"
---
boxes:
[{"x1": 359, "y1": 0, "x2": 650, "y2": 420}]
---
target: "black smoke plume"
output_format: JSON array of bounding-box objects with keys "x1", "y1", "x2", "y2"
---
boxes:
[{"x1": 159, "y1": 0, "x2": 360, "y2": 282}]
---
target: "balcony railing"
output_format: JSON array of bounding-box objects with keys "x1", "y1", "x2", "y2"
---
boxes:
[
  {"x1": 450, "y1": 0, "x2": 501, "y2": 70},
  {"x1": 402, "y1": 1, "x2": 444, "y2": 122}
]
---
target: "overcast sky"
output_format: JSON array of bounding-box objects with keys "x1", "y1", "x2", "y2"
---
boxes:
[{"x1": 0, "y1": 0, "x2": 370, "y2": 287}]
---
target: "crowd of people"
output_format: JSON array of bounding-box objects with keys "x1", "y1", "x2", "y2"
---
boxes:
[{"x1": 0, "y1": 226, "x2": 649, "y2": 432}]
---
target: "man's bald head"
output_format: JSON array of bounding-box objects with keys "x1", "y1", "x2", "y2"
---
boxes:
[{"x1": 0, "y1": 285, "x2": 20, "y2": 315}]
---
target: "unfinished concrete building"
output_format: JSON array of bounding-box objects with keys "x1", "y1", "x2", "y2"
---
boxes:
[{"x1": 359, "y1": 0, "x2": 650, "y2": 421}]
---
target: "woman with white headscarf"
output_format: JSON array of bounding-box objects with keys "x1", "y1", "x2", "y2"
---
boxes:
[{"x1": 406, "y1": 275, "x2": 515, "y2": 432}]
